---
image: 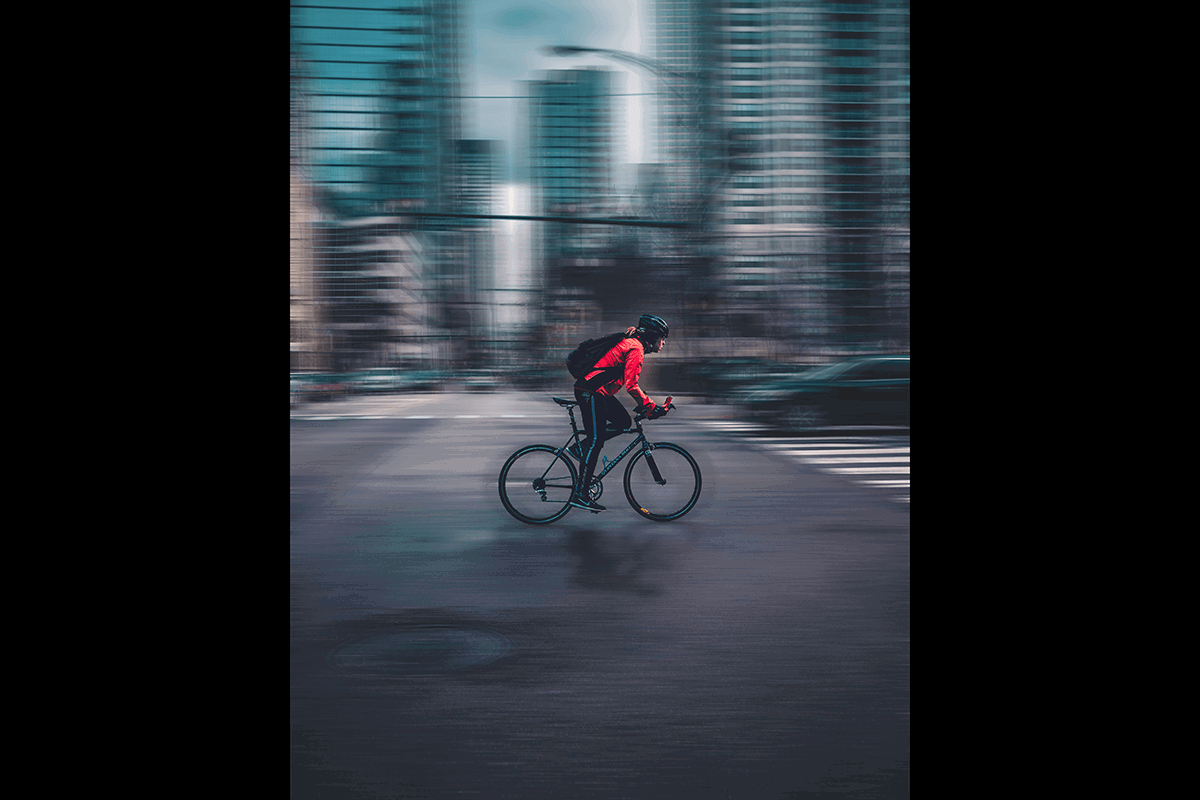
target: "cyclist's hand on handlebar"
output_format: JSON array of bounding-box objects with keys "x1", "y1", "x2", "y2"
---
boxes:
[{"x1": 637, "y1": 397, "x2": 674, "y2": 419}]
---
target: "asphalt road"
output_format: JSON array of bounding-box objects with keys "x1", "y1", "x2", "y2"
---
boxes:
[{"x1": 291, "y1": 395, "x2": 909, "y2": 799}]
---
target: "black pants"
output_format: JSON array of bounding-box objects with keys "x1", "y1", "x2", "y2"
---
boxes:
[{"x1": 574, "y1": 388, "x2": 631, "y2": 497}]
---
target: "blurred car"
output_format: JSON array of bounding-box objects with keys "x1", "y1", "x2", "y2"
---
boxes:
[
  {"x1": 295, "y1": 372, "x2": 350, "y2": 402},
  {"x1": 689, "y1": 358, "x2": 811, "y2": 400},
  {"x1": 514, "y1": 364, "x2": 561, "y2": 389},
  {"x1": 405, "y1": 369, "x2": 444, "y2": 392},
  {"x1": 347, "y1": 368, "x2": 406, "y2": 394},
  {"x1": 725, "y1": 362, "x2": 815, "y2": 405},
  {"x1": 740, "y1": 355, "x2": 909, "y2": 431},
  {"x1": 291, "y1": 372, "x2": 320, "y2": 406},
  {"x1": 464, "y1": 369, "x2": 500, "y2": 392}
]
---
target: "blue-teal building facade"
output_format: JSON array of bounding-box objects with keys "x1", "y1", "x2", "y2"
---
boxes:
[
  {"x1": 652, "y1": 0, "x2": 909, "y2": 356},
  {"x1": 526, "y1": 69, "x2": 621, "y2": 330},
  {"x1": 290, "y1": 1, "x2": 467, "y2": 371},
  {"x1": 290, "y1": 0, "x2": 463, "y2": 216}
]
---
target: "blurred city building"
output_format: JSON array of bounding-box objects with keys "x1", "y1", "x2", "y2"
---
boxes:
[
  {"x1": 289, "y1": 1, "x2": 908, "y2": 384},
  {"x1": 290, "y1": 0, "x2": 465, "y2": 372},
  {"x1": 291, "y1": 56, "x2": 324, "y2": 372},
  {"x1": 651, "y1": 0, "x2": 909, "y2": 359},
  {"x1": 525, "y1": 68, "x2": 624, "y2": 346},
  {"x1": 443, "y1": 139, "x2": 504, "y2": 369}
]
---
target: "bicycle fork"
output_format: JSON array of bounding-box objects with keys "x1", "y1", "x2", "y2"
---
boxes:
[{"x1": 642, "y1": 444, "x2": 667, "y2": 485}]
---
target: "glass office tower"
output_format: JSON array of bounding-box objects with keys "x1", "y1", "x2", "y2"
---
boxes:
[
  {"x1": 290, "y1": 1, "x2": 465, "y2": 370},
  {"x1": 290, "y1": 0, "x2": 463, "y2": 215},
  {"x1": 526, "y1": 69, "x2": 620, "y2": 330},
  {"x1": 652, "y1": 0, "x2": 909, "y2": 356}
]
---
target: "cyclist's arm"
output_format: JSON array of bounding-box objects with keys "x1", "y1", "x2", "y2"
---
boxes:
[{"x1": 623, "y1": 345, "x2": 652, "y2": 408}]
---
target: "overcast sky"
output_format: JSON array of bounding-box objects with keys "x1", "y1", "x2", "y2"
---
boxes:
[{"x1": 466, "y1": 0, "x2": 652, "y2": 173}]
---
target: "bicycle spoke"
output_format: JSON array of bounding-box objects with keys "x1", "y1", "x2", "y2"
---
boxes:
[{"x1": 499, "y1": 445, "x2": 577, "y2": 525}]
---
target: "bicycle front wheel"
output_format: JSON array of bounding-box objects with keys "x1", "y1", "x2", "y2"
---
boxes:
[
  {"x1": 624, "y1": 442, "x2": 702, "y2": 521},
  {"x1": 499, "y1": 445, "x2": 578, "y2": 524}
]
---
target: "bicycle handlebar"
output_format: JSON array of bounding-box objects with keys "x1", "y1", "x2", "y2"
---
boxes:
[{"x1": 633, "y1": 395, "x2": 674, "y2": 422}]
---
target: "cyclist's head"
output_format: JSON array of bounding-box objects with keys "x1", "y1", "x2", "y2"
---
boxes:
[{"x1": 637, "y1": 314, "x2": 669, "y2": 353}]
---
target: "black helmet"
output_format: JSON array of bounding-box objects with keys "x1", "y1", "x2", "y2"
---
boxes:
[{"x1": 637, "y1": 314, "x2": 669, "y2": 351}]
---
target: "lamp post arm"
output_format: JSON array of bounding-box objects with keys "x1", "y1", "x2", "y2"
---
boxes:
[{"x1": 542, "y1": 46, "x2": 695, "y2": 101}]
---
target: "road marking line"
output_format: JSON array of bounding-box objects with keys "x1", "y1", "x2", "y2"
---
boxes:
[
  {"x1": 291, "y1": 414, "x2": 565, "y2": 420},
  {"x1": 781, "y1": 448, "x2": 910, "y2": 456},
  {"x1": 827, "y1": 466, "x2": 910, "y2": 474},
  {"x1": 692, "y1": 425, "x2": 911, "y2": 501},
  {"x1": 799, "y1": 456, "x2": 909, "y2": 465},
  {"x1": 757, "y1": 441, "x2": 893, "y2": 449}
]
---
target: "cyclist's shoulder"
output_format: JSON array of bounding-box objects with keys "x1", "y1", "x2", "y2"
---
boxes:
[
  {"x1": 595, "y1": 336, "x2": 642, "y2": 369},
  {"x1": 614, "y1": 336, "x2": 644, "y2": 355}
]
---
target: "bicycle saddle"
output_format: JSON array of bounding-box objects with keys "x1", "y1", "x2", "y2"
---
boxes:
[{"x1": 551, "y1": 396, "x2": 577, "y2": 407}]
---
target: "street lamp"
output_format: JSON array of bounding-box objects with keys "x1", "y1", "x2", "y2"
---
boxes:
[
  {"x1": 540, "y1": 46, "x2": 693, "y2": 101},
  {"x1": 540, "y1": 45, "x2": 711, "y2": 208}
]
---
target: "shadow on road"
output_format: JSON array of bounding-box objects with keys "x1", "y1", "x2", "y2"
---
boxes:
[{"x1": 565, "y1": 528, "x2": 670, "y2": 597}]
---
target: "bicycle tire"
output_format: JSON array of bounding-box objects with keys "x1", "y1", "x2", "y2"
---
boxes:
[
  {"x1": 498, "y1": 444, "x2": 578, "y2": 525},
  {"x1": 623, "y1": 442, "x2": 702, "y2": 521}
]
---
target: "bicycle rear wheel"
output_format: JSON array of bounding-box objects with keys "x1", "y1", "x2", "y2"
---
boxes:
[
  {"x1": 623, "y1": 442, "x2": 701, "y2": 521},
  {"x1": 499, "y1": 444, "x2": 578, "y2": 524}
]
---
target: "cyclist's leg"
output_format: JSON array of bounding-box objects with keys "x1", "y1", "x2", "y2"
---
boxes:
[
  {"x1": 574, "y1": 388, "x2": 603, "y2": 500},
  {"x1": 601, "y1": 394, "x2": 631, "y2": 441}
]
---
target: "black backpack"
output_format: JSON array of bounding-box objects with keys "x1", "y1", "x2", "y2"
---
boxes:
[{"x1": 566, "y1": 331, "x2": 632, "y2": 385}]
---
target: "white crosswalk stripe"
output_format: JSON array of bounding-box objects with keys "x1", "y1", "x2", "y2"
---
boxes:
[
  {"x1": 765, "y1": 437, "x2": 908, "y2": 503},
  {"x1": 700, "y1": 424, "x2": 910, "y2": 504},
  {"x1": 696, "y1": 420, "x2": 767, "y2": 433},
  {"x1": 290, "y1": 417, "x2": 556, "y2": 422}
]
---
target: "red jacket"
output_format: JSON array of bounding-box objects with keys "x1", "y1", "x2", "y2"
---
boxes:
[{"x1": 581, "y1": 337, "x2": 652, "y2": 407}]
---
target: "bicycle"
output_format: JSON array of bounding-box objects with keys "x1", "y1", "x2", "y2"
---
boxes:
[{"x1": 498, "y1": 395, "x2": 702, "y2": 524}]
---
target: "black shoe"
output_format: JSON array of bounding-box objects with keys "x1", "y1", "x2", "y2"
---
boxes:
[{"x1": 569, "y1": 496, "x2": 606, "y2": 513}]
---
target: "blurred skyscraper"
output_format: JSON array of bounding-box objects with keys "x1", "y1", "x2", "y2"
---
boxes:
[
  {"x1": 442, "y1": 139, "x2": 504, "y2": 367},
  {"x1": 291, "y1": 0, "x2": 463, "y2": 215},
  {"x1": 525, "y1": 69, "x2": 621, "y2": 333},
  {"x1": 291, "y1": 56, "x2": 324, "y2": 371},
  {"x1": 290, "y1": 0, "x2": 465, "y2": 371},
  {"x1": 652, "y1": 0, "x2": 909, "y2": 357}
]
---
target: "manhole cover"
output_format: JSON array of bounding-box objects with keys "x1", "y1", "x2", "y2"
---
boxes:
[{"x1": 332, "y1": 625, "x2": 511, "y2": 675}]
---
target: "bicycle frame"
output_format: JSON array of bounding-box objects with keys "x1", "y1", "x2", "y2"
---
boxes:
[{"x1": 559, "y1": 405, "x2": 665, "y2": 486}]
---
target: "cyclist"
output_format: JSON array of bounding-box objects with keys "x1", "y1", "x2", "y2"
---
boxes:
[{"x1": 569, "y1": 313, "x2": 671, "y2": 512}]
